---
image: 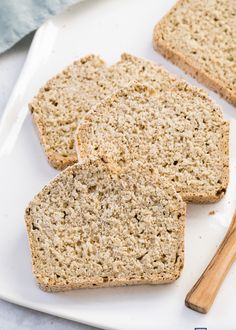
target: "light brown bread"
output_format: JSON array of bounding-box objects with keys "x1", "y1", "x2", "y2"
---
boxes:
[
  {"x1": 29, "y1": 53, "x2": 180, "y2": 170},
  {"x1": 25, "y1": 160, "x2": 185, "y2": 292},
  {"x1": 29, "y1": 55, "x2": 111, "y2": 170},
  {"x1": 153, "y1": 0, "x2": 236, "y2": 105},
  {"x1": 76, "y1": 83, "x2": 229, "y2": 203},
  {"x1": 108, "y1": 53, "x2": 178, "y2": 92}
]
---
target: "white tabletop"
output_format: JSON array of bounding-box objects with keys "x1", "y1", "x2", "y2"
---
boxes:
[{"x1": 0, "y1": 33, "x2": 99, "y2": 330}]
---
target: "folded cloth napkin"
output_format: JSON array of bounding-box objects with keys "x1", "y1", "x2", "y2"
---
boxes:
[{"x1": 0, "y1": 0, "x2": 82, "y2": 54}]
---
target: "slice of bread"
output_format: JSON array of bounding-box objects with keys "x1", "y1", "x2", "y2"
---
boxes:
[
  {"x1": 29, "y1": 54, "x2": 180, "y2": 170},
  {"x1": 153, "y1": 0, "x2": 236, "y2": 105},
  {"x1": 29, "y1": 55, "x2": 111, "y2": 170},
  {"x1": 76, "y1": 83, "x2": 229, "y2": 203},
  {"x1": 25, "y1": 160, "x2": 185, "y2": 292}
]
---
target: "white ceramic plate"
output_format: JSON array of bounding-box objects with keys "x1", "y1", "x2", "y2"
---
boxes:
[{"x1": 0, "y1": 1, "x2": 236, "y2": 329}]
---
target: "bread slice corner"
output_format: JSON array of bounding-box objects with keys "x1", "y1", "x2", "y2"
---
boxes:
[{"x1": 153, "y1": 0, "x2": 236, "y2": 105}]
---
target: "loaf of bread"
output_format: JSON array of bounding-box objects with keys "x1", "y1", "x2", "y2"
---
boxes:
[
  {"x1": 76, "y1": 83, "x2": 229, "y2": 203},
  {"x1": 29, "y1": 54, "x2": 179, "y2": 170},
  {"x1": 153, "y1": 0, "x2": 236, "y2": 105},
  {"x1": 25, "y1": 160, "x2": 185, "y2": 292}
]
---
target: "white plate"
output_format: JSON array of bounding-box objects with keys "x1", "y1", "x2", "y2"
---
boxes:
[{"x1": 0, "y1": 1, "x2": 236, "y2": 329}]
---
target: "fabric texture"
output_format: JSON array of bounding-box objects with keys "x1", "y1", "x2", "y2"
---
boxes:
[{"x1": 0, "y1": 0, "x2": 82, "y2": 54}]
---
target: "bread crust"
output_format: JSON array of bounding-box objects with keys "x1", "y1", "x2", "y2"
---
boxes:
[
  {"x1": 36, "y1": 275, "x2": 179, "y2": 292},
  {"x1": 153, "y1": 0, "x2": 236, "y2": 106}
]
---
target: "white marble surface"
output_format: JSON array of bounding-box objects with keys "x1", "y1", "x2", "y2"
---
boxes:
[{"x1": 0, "y1": 33, "x2": 99, "y2": 330}]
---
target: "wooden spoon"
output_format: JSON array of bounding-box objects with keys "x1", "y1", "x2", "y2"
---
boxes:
[{"x1": 185, "y1": 211, "x2": 236, "y2": 314}]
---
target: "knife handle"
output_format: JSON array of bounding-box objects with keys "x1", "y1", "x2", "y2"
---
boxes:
[{"x1": 185, "y1": 211, "x2": 236, "y2": 314}]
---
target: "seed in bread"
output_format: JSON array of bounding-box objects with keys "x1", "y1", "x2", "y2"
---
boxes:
[
  {"x1": 76, "y1": 83, "x2": 229, "y2": 203},
  {"x1": 25, "y1": 160, "x2": 185, "y2": 292},
  {"x1": 153, "y1": 0, "x2": 236, "y2": 105}
]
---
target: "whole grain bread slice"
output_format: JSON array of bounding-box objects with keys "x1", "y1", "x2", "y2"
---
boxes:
[
  {"x1": 25, "y1": 160, "x2": 185, "y2": 292},
  {"x1": 153, "y1": 0, "x2": 236, "y2": 105},
  {"x1": 29, "y1": 53, "x2": 180, "y2": 170},
  {"x1": 76, "y1": 83, "x2": 229, "y2": 203},
  {"x1": 29, "y1": 55, "x2": 111, "y2": 170}
]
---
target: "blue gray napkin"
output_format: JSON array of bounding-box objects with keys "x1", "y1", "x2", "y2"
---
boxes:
[{"x1": 0, "y1": 0, "x2": 82, "y2": 54}]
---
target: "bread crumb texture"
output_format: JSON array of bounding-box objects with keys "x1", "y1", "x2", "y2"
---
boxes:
[
  {"x1": 25, "y1": 160, "x2": 185, "y2": 292},
  {"x1": 29, "y1": 55, "x2": 109, "y2": 169},
  {"x1": 29, "y1": 54, "x2": 179, "y2": 170},
  {"x1": 76, "y1": 83, "x2": 229, "y2": 203},
  {"x1": 153, "y1": 0, "x2": 236, "y2": 105}
]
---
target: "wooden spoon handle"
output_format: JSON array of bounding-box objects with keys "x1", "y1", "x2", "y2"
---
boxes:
[{"x1": 185, "y1": 211, "x2": 236, "y2": 314}]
